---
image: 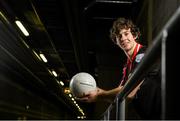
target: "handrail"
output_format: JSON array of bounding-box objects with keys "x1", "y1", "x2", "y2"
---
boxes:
[{"x1": 102, "y1": 5, "x2": 180, "y2": 120}]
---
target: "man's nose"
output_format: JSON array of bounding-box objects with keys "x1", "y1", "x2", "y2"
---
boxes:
[{"x1": 120, "y1": 34, "x2": 126, "y2": 41}]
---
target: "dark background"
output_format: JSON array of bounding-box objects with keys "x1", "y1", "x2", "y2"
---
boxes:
[{"x1": 0, "y1": 0, "x2": 180, "y2": 120}]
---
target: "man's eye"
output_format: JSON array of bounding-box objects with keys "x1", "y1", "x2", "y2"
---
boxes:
[{"x1": 124, "y1": 32, "x2": 129, "y2": 36}]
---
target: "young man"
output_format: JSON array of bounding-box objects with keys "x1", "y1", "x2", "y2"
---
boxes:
[{"x1": 77, "y1": 18, "x2": 161, "y2": 119}]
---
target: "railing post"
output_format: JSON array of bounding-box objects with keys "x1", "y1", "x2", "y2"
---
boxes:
[
  {"x1": 102, "y1": 104, "x2": 112, "y2": 121},
  {"x1": 106, "y1": 107, "x2": 110, "y2": 120},
  {"x1": 116, "y1": 97, "x2": 125, "y2": 121},
  {"x1": 161, "y1": 30, "x2": 167, "y2": 120},
  {"x1": 103, "y1": 110, "x2": 108, "y2": 120}
]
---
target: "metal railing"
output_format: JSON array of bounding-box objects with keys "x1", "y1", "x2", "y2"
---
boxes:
[{"x1": 101, "y1": 6, "x2": 180, "y2": 120}]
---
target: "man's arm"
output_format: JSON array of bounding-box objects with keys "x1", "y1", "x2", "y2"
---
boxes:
[
  {"x1": 77, "y1": 86, "x2": 123, "y2": 103},
  {"x1": 77, "y1": 80, "x2": 144, "y2": 103},
  {"x1": 127, "y1": 80, "x2": 144, "y2": 99},
  {"x1": 97, "y1": 86, "x2": 123, "y2": 102}
]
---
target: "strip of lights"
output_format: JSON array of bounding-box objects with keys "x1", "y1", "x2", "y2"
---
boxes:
[
  {"x1": 39, "y1": 53, "x2": 48, "y2": 63},
  {"x1": 52, "y1": 70, "x2": 58, "y2": 77},
  {"x1": 15, "y1": 20, "x2": 29, "y2": 36}
]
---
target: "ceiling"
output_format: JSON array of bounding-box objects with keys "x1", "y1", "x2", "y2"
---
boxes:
[{"x1": 0, "y1": 0, "x2": 144, "y2": 118}]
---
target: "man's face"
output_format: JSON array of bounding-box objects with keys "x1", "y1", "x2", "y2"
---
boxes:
[{"x1": 115, "y1": 28, "x2": 137, "y2": 52}]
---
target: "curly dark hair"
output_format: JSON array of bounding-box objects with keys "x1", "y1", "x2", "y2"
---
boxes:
[{"x1": 110, "y1": 18, "x2": 140, "y2": 44}]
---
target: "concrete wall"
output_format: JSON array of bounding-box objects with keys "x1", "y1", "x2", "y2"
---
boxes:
[
  {"x1": 137, "y1": 0, "x2": 180, "y2": 45},
  {"x1": 152, "y1": 0, "x2": 180, "y2": 37}
]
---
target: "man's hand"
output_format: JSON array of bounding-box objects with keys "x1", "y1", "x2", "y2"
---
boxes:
[{"x1": 75, "y1": 87, "x2": 103, "y2": 103}]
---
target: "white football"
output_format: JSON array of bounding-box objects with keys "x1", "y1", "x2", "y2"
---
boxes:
[{"x1": 69, "y1": 72, "x2": 96, "y2": 98}]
